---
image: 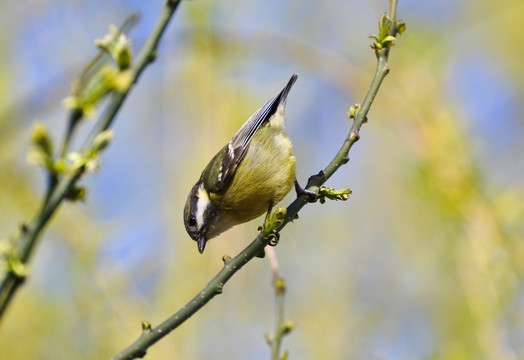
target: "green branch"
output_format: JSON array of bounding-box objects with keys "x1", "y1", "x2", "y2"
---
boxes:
[
  {"x1": 112, "y1": 1, "x2": 403, "y2": 359},
  {"x1": 0, "y1": 0, "x2": 181, "y2": 322},
  {"x1": 269, "y1": 276, "x2": 292, "y2": 360}
]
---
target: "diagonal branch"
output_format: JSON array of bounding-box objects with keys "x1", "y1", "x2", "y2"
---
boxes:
[
  {"x1": 0, "y1": 0, "x2": 182, "y2": 323},
  {"x1": 112, "y1": 1, "x2": 402, "y2": 359}
]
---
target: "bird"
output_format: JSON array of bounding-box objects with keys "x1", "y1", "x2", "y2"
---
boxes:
[{"x1": 183, "y1": 74, "x2": 298, "y2": 253}]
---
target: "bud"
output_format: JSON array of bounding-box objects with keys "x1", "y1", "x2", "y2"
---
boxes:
[
  {"x1": 31, "y1": 122, "x2": 53, "y2": 157},
  {"x1": 92, "y1": 130, "x2": 114, "y2": 153}
]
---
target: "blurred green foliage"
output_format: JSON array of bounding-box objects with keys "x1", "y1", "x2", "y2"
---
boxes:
[{"x1": 0, "y1": 1, "x2": 523, "y2": 359}]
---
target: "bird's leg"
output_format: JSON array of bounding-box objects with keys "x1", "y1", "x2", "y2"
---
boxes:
[
  {"x1": 256, "y1": 201, "x2": 276, "y2": 258},
  {"x1": 263, "y1": 200, "x2": 274, "y2": 229},
  {"x1": 294, "y1": 179, "x2": 318, "y2": 202}
]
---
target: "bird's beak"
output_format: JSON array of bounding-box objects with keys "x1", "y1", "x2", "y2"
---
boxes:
[{"x1": 197, "y1": 236, "x2": 207, "y2": 254}]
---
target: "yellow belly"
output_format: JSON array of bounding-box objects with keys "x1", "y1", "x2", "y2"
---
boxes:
[{"x1": 211, "y1": 124, "x2": 296, "y2": 226}]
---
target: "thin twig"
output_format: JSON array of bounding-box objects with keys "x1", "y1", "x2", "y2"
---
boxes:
[
  {"x1": 0, "y1": 0, "x2": 181, "y2": 323},
  {"x1": 112, "y1": 1, "x2": 401, "y2": 358},
  {"x1": 60, "y1": 12, "x2": 140, "y2": 159},
  {"x1": 266, "y1": 246, "x2": 280, "y2": 283},
  {"x1": 266, "y1": 247, "x2": 291, "y2": 360}
]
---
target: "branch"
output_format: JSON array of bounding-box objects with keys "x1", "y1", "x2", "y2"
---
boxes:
[
  {"x1": 0, "y1": 0, "x2": 182, "y2": 322},
  {"x1": 112, "y1": 1, "x2": 403, "y2": 359},
  {"x1": 265, "y1": 247, "x2": 293, "y2": 360}
]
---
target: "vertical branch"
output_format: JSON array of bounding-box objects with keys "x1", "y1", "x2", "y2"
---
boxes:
[{"x1": 266, "y1": 247, "x2": 293, "y2": 360}]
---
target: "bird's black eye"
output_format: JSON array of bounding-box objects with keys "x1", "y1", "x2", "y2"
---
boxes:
[{"x1": 188, "y1": 216, "x2": 197, "y2": 227}]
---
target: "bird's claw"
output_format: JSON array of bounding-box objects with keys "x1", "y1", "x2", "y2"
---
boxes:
[{"x1": 267, "y1": 230, "x2": 280, "y2": 246}]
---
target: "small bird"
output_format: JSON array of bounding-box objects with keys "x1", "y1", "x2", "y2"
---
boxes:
[{"x1": 184, "y1": 74, "x2": 298, "y2": 253}]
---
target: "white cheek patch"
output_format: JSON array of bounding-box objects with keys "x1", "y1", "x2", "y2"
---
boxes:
[{"x1": 195, "y1": 185, "x2": 211, "y2": 230}]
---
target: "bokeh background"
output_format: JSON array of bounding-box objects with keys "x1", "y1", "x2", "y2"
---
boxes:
[{"x1": 1, "y1": 0, "x2": 524, "y2": 359}]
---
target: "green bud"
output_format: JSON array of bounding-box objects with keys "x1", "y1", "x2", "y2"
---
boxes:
[
  {"x1": 85, "y1": 158, "x2": 101, "y2": 173},
  {"x1": 113, "y1": 70, "x2": 134, "y2": 93},
  {"x1": 379, "y1": 13, "x2": 392, "y2": 40},
  {"x1": 65, "y1": 186, "x2": 86, "y2": 202},
  {"x1": 85, "y1": 65, "x2": 119, "y2": 104},
  {"x1": 31, "y1": 123, "x2": 53, "y2": 157},
  {"x1": 382, "y1": 35, "x2": 397, "y2": 48},
  {"x1": 7, "y1": 259, "x2": 28, "y2": 279},
  {"x1": 114, "y1": 35, "x2": 133, "y2": 70},
  {"x1": 347, "y1": 104, "x2": 361, "y2": 119},
  {"x1": 283, "y1": 321, "x2": 295, "y2": 334},
  {"x1": 53, "y1": 158, "x2": 69, "y2": 174},
  {"x1": 259, "y1": 208, "x2": 286, "y2": 239},
  {"x1": 92, "y1": 130, "x2": 114, "y2": 153},
  {"x1": 62, "y1": 95, "x2": 82, "y2": 111},
  {"x1": 2, "y1": 238, "x2": 28, "y2": 280},
  {"x1": 64, "y1": 64, "x2": 119, "y2": 119},
  {"x1": 396, "y1": 21, "x2": 406, "y2": 35},
  {"x1": 370, "y1": 13, "x2": 402, "y2": 50},
  {"x1": 95, "y1": 25, "x2": 133, "y2": 70},
  {"x1": 9, "y1": 258, "x2": 27, "y2": 279},
  {"x1": 318, "y1": 186, "x2": 352, "y2": 202},
  {"x1": 67, "y1": 152, "x2": 84, "y2": 168},
  {"x1": 28, "y1": 122, "x2": 62, "y2": 174},
  {"x1": 265, "y1": 332, "x2": 274, "y2": 345},
  {"x1": 275, "y1": 277, "x2": 286, "y2": 295}
]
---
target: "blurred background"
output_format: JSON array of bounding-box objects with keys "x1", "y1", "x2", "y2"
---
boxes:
[{"x1": 1, "y1": 0, "x2": 523, "y2": 359}]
